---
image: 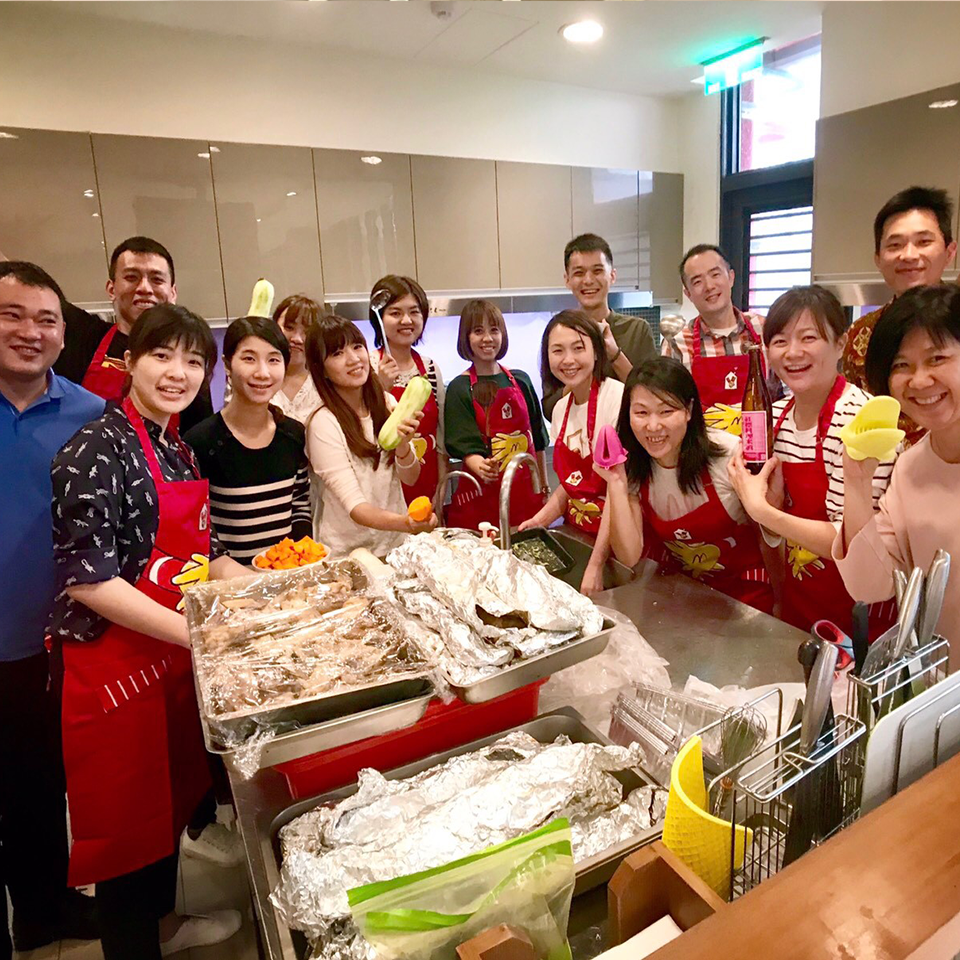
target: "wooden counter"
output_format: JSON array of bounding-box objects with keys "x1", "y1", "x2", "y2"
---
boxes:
[{"x1": 648, "y1": 752, "x2": 960, "y2": 959}]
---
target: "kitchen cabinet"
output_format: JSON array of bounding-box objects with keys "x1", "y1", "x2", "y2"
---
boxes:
[
  {"x1": 639, "y1": 172, "x2": 684, "y2": 302},
  {"x1": 211, "y1": 142, "x2": 322, "y2": 319},
  {"x1": 91, "y1": 133, "x2": 227, "y2": 321},
  {"x1": 411, "y1": 155, "x2": 500, "y2": 291},
  {"x1": 813, "y1": 82, "x2": 960, "y2": 280},
  {"x1": 313, "y1": 149, "x2": 417, "y2": 298},
  {"x1": 497, "y1": 161, "x2": 572, "y2": 289},
  {"x1": 572, "y1": 167, "x2": 640, "y2": 289},
  {"x1": 0, "y1": 127, "x2": 108, "y2": 303}
]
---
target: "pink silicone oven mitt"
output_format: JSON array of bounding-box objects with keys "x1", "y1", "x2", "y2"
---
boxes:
[{"x1": 594, "y1": 424, "x2": 628, "y2": 468}]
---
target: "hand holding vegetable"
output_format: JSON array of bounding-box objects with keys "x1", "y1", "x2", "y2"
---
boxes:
[{"x1": 394, "y1": 412, "x2": 423, "y2": 462}]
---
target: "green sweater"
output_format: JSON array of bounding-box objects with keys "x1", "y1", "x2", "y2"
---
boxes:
[
  {"x1": 444, "y1": 369, "x2": 549, "y2": 461},
  {"x1": 541, "y1": 309, "x2": 656, "y2": 419}
]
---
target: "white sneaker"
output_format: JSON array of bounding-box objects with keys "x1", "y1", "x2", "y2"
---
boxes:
[
  {"x1": 181, "y1": 822, "x2": 244, "y2": 867},
  {"x1": 160, "y1": 909, "x2": 242, "y2": 956}
]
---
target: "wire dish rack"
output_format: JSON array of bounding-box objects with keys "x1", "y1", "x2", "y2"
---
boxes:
[{"x1": 847, "y1": 636, "x2": 949, "y2": 732}]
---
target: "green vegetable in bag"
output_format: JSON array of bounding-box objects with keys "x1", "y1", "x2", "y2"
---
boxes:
[{"x1": 349, "y1": 818, "x2": 575, "y2": 960}]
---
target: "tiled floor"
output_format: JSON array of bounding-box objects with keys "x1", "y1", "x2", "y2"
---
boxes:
[{"x1": 12, "y1": 842, "x2": 261, "y2": 960}]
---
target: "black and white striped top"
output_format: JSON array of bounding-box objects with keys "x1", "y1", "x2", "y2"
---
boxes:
[
  {"x1": 184, "y1": 411, "x2": 312, "y2": 562},
  {"x1": 772, "y1": 382, "x2": 897, "y2": 524}
]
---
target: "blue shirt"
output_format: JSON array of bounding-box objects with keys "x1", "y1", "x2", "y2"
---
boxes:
[{"x1": 0, "y1": 374, "x2": 104, "y2": 660}]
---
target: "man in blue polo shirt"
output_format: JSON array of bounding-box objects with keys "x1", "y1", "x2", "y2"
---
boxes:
[{"x1": 0, "y1": 262, "x2": 103, "y2": 954}]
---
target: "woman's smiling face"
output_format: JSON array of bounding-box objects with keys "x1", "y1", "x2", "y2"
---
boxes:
[
  {"x1": 888, "y1": 327, "x2": 960, "y2": 432},
  {"x1": 628, "y1": 384, "x2": 691, "y2": 468},
  {"x1": 548, "y1": 324, "x2": 595, "y2": 391},
  {"x1": 767, "y1": 309, "x2": 844, "y2": 398},
  {"x1": 323, "y1": 339, "x2": 369, "y2": 390}
]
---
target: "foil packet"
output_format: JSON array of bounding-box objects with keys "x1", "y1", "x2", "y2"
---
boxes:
[{"x1": 270, "y1": 730, "x2": 666, "y2": 955}]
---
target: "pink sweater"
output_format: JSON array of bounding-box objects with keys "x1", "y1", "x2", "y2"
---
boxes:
[{"x1": 832, "y1": 436, "x2": 960, "y2": 654}]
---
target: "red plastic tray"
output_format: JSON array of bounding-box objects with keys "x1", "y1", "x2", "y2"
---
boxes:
[{"x1": 275, "y1": 681, "x2": 544, "y2": 799}]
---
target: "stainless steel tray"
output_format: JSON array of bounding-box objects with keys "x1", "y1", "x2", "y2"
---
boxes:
[
  {"x1": 230, "y1": 707, "x2": 662, "y2": 960},
  {"x1": 447, "y1": 617, "x2": 615, "y2": 704}
]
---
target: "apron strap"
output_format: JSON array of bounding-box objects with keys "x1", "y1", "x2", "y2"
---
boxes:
[
  {"x1": 557, "y1": 378, "x2": 600, "y2": 448},
  {"x1": 121, "y1": 397, "x2": 200, "y2": 483},
  {"x1": 773, "y1": 375, "x2": 847, "y2": 464},
  {"x1": 89, "y1": 324, "x2": 120, "y2": 369}
]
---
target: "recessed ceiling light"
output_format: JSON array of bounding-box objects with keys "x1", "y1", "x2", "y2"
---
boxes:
[
  {"x1": 929, "y1": 99, "x2": 958, "y2": 109},
  {"x1": 197, "y1": 152, "x2": 211, "y2": 159},
  {"x1": 83, "y1": 189, "x2": 95, "y2": 198},
  {"x1": 286, "y1": 191, "x2": 297, "y2": 197},
  {"x1": 360, "y1": 155, "x2": 383, "y2": 165},
  {"x1": 0, "y1": 131, "x2": 19, "y2": 140},
  {"x1": 256, "y1": 218, "x2": 262, "y2": 223},
  {"x1": 92, "y1": 212, "x2": 99, "y2": 218},
  {"x1": 560, "y1": 20, "x2": 603, "y2": 44},
  {"x1": 209, "y1": 145, "x2": 220, "y2": 152}
]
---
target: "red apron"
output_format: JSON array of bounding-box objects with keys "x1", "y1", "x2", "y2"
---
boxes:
[
  {"x1": 775, "y1": 376, "x2": 896, "y2": 638},
  {"x1": 61, "y1": 398, "x2": 212, "y2": 886},
  {"x1": 554, "y1": 379, "x2": 606, "y2": 535},
  {"x1": 691, "y1": 311, "x2": 763, "y2": 424},
  {"x1": 447, "y1": 365, "x2": 545, "y2": 530},
  {"x1": 384, "y1": 350, "x2": 440, "y2": 506},
  {"x1": 80, "y1": 324, "x2": 128, "y2": 401},
  {"x1": 640, "y1": 470, "x2": 773, "y2": 614}
]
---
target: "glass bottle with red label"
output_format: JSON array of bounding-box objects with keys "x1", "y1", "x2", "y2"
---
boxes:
[{"x1": 741, "y1": 344, "x2": 772, "y2": 474}]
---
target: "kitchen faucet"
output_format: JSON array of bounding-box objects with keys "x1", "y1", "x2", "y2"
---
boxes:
[
  {"x1": 499, "y1": 453, "x2": 544, "y2": 551},
  {"x1": 433, "y1": 470, "x2": 482, "y2": 523}
]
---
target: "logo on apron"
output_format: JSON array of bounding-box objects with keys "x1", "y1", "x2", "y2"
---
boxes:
[
  {"x1": 673, "y1": 528, "x2": 692, "y2": 541},
  {"x1": 501, "y1": 402, "x2": 513, "y2": 420},
  {"x1": 566, "y1": 470, "x2": 583, "y2": 487},
  {"x1": 787, "y1": 541, "x2": 826, "y2": 580},
  {"x1": 199, "y1": 503, "x2": 208, "y2": 531},
  {"x1": 146, "y1": 553, "x2": 210, "y2": 609},
  {"x1": 724, "y1": 371, "x2": 738, "y2": 391},
  {"x1": 665, "y1": 540, "x2": 725, "y2": 579}
]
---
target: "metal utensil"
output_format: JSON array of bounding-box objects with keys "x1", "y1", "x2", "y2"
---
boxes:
[
  {"x1": 783, "y1": 641, "x2": 839, "y2": 866},
  {"x1": 370, "y1": 288, "x2": 392, "y2": 357},
  {"x1": 892, "y1": 567, "x2": 924, "y2": 660},
  {"x1": 918, "y1": 551, "x2": 950, "y2": 647},
  {"x1": 879, "y1": 566, "x2": 924, "y2": 714}
]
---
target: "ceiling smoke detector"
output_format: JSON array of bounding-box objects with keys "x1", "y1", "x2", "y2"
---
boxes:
[{"x1": 430, "y1": 1, "x2": 456, "y2": 21}]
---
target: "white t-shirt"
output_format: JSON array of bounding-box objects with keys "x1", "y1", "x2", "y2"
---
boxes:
[
  {"x1": 644, "y1": 429, "x2": 748, "y2": 524},
  {"x1": 772, "y1": 382, "x2": 896, "y2": 526},
  {"x1": 549, "y1": 379, "x2": 625, "y2": 458},
  {"x1": 305, "y1": 396, "x2": 408, "y2": 558}
]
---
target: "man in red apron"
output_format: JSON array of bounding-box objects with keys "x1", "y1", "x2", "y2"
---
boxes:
[
  {"x1": 554, "y1": 379, "x2": 607, "y2": 533},
  {"x1": 640, "y1": 472, "x2": 774, "y2": 613},
  {"x1": 448, "y1": 366, "x2": 545, "y2": 529},
  {"x1": 774, "y1": 376, "x2": 896, "y2": 637},
  {"x1": 665, "y1": 244, "x2": 772, "y2": 434},
  {"x1": 59, "y1": 399, "x2": 220, "y2": 954},
  {"x1": 382, "y1": 349, "x2": 440, "y2": 506},
  {"x1": 54, "y1": 237, "x2": 213, "y2": 432}
]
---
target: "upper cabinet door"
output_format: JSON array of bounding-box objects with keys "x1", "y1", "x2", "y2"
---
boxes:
[
  {"x1": 814, "y1": 82, "x2": 960, "y2": 279},
  {"x1": 640, "y1": 172, "x2": 684, "y2": 302},
  {"x1": 314, "y1": 150, "x2": 416, "y2": 298},
  {"x1": 497, "y1": 162, "x2": 572, "y2": 290},
  {"x1": 0, "y1": 128, "x2": 107, "y2": 303},
  {"x1": 411, "y1": 156, "x2": 500, "y2": 291},
  {"x1": 210, "y1": 142, "x2": 321, "y2": 318},
  {"x1": 91, "y1": 134, "x2": 227, "y2": 322},
  {"x1": 572, "y1": 167, "x2": 640, "y2": 289}
]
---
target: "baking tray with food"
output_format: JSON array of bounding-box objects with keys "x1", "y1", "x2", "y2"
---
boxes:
[
  {"x1": 252, "y1": 708, "x2": 664, "y2": 960},
  {"x1": 183, "y1": 559, "x2": 437, "y2": 761},
  {"x1": 385, "y1": 532, "x2": 611, "y2": 702}
]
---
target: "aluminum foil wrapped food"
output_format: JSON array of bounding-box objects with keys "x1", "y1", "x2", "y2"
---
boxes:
[
  {"x1": 183, "y1": 560, "x2": 434, "y2": 757},
  {"x1": 386, "y1": 533, "x2": 605, "y2": 683},
  {"x1": 270, "y1": 731, "x2": 666, "y2": 955}
]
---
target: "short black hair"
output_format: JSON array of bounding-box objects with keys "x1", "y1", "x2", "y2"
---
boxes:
[
  {"x1": 0, "y1": 261, "x2": 65, "y2": 301},
  {"x1": 540, "y1": 309, "x2": 606, "y2": 397},
  {"x1": 873, "y1": 187, "x2": 954, "y2": 254},
  {"x1": 618, "y1": 357, "x2": 723, "y2": 496},
  {"x1": 762, "y1": 285, "x2": 847, "y2": 346},
  {"x1": 223, "y1": 316, "x2": 290, "y2": 367},
  {"x1": 679, "y1": 244, "x2": 731, "y2": 284},
  {"x1": 369, "y1": 275, "x2": 430, "y2": 349},
  {"x1": 457, "y1": 299, "x2": 508, "y2": 362},
  {"x1": 865, "y1": 285, "x2": 960, "y2": 396},
  {"x1": 109, "y1": 236, "x2": 176, "y2": 284},
  {"x1": 564, "y1": 233, "x2": 613, "y2": 271},
  {"x1": 126, "y1": 304, "x2": 216, "y2": 378}
]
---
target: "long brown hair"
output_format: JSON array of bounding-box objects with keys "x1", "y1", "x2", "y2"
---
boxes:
[{"x1": 305, "y1": 314, "x2": 391, "y2": 468}]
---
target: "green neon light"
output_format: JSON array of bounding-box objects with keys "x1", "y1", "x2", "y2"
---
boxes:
[{"x1": 701, "y1": 39, "x2": 764, "y2": 95}]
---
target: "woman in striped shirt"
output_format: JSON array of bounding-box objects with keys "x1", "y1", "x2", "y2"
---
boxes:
[
  {"x1": 728, "y1": 285, "x2": 897, "y2": 637},
  {"x1": 185, "y1": 317, "x2": 312, "y2": 563}
]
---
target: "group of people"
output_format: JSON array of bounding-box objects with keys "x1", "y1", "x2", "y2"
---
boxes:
[{"x1": 2, "y1": 184, "x2": 959, "y2": 958}]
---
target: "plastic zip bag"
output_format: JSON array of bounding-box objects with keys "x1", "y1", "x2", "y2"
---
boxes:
[{"x1": 348, "y1": 818, "x2": 575, "y2": 960}]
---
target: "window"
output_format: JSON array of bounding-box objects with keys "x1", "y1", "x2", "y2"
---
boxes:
[{"x1": 747, "y1": 206, "x2": 813, "y2": 312}]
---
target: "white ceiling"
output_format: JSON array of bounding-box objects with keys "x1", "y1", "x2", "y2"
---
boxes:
[{"x1": 51, "y1": 0, "x2": 824, "y2": 97}]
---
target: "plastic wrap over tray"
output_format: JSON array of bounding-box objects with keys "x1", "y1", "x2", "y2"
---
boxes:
[
  {"x1": 270, "y1": 730, "x2": 666, "y2": 955},
  {"x1": 183, "y1": 560, "x2": 436, "y2": 761}
]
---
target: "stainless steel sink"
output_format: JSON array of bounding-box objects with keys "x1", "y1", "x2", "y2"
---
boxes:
[{"x1": 548, "y1": 528, "x2": 639, "y2": 592}]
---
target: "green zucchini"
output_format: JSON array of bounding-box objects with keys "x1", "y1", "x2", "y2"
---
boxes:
[{"x1": 378, "y1": 376, "x2": 432, "y2": 451}]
